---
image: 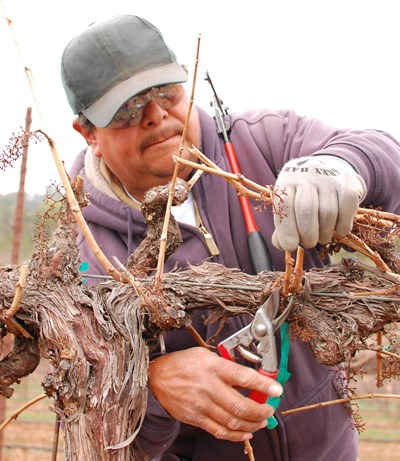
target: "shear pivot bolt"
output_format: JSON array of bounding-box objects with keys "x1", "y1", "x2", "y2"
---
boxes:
[{"x1": 254, "y1": 324, "x2": 268, "y2": 337}]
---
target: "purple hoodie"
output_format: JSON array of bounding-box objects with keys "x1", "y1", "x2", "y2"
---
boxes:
[{"x1": 70, "y1": 107, "x2": 400, "y2": 461}]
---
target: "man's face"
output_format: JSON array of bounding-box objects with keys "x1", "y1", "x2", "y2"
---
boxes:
[{"x1": 75, "y1": 90, "x2": 201, "y2": 201}]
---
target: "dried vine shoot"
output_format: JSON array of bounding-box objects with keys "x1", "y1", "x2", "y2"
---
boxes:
[
  {"x1": 3, "y1": 12, "x2": 398, "y2": 459},
  {"x1": 1, "y1": 131, "x2": 399, "y2": 460},
  {"x1": 177, "y1": 145, "x2": 400, "y2": 276},
  {"x1": 154, "y1": 34, "x2": 201, "y2": 287}
]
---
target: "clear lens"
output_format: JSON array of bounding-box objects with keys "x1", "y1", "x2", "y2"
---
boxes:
[
  {"x1": 152, "y1": 85, "x2": 183, "y2": 109},
  {"x1": 108, "y1": 84, "x2": 183, "y2": 129}
]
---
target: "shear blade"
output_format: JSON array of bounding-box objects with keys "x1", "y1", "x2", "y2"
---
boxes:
[{"x1": 273, "y1": 296, "x2": 294, "y2": 332}]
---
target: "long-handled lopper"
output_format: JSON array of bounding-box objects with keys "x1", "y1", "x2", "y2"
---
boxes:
[{"x1": 205, "y1": 71, "x2": 274, "y2": 273}]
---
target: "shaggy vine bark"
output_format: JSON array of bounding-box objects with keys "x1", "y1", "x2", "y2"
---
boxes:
[{"x1": 0, "y1": 180, "x2": 399, "y2": 460}]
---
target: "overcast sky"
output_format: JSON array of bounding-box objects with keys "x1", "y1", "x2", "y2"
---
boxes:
[{"x1": 1, "y1": 0, "x2": 399, "y2": 195}]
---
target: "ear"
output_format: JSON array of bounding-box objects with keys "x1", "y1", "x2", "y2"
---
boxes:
[{"x1": 72, "y1": 119, "x2": 101, "y2": 157}]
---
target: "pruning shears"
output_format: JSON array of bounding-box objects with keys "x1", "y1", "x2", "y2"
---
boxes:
[
  {"x1": 205, "y1": 71, "x2": 274, "y2": 274},
  {"x1": 217, "y1": 288, "x2": 291, "y2": 403}
]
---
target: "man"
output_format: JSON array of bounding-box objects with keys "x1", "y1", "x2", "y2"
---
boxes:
[{"x1": 61, "y1": 15, "x2": 400, "y2": 461}]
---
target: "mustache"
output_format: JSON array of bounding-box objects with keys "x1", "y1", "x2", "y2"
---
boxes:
[{"x1": 139, "y1": 124, "x2": 183, "y2": 152}]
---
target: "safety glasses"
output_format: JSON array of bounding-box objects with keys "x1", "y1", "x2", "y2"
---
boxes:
[{"x1": 108, "y1": 84, "x2": 185, "y2": 129}]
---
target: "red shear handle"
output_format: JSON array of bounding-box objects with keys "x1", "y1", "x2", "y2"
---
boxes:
[
  {"x1": 217, "y1": 343, "x2": 232, "y2": 361},
  {"x1": 248, "y1": 369, "x2": 279, "y2": 404}
]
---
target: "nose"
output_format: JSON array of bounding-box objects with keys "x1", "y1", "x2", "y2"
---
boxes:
[{"x1": 140, "y1": 100, "x2": 168, "y2": 127}]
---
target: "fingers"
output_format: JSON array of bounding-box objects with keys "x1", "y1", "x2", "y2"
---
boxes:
[
  {"x1": 182, "y1": 362, "x2": 279, "y2": 442},
  {"x1": 185, "y1": 397, "x2": 272, "y2": 442},
  {"x1": 272, "y1": 185, "x2": 300, "y2": 251},
  {"x1": 317, "y1": 188, "x2": 338, "y2": 244},
  {"x1": 273, "y1": 184, "x2": 320, "y2": 250},
  {"x1": 272, "y1": 155, "x2": 366, "y2": 252},
  {"x1": 148, "y1": 348, "x2": 282, "y2": 442},
  {"x1": 273, "y1": 184, "x2": 354, "y2": 250},
  {"x1": 217, "y1": 358, "x2": 282, "y2": 400},
  {"x1": 294, "y1": 185, "x2": 319, "y2": 248},
  {"x1": 335, "y1": 192, "x2": 359, "y2": 237}
]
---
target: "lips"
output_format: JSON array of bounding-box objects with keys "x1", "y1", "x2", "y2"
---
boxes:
[{"x1": 148, "y1": 133, "x2": 180, "y2": 147}]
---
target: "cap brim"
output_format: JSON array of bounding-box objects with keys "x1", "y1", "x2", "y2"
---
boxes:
[{"x1": 82, "y1": 62, "x2": 188, "y2": 127}]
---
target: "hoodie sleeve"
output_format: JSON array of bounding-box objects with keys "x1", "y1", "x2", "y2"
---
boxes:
[
  {"x1": 230, "y1": 109, "x2": 400, "y2": 214},
  {"x1": 132, "y1": 390, "x2": 180, "y2": 460},
  {"x1": 310, "y1": 128, "x2": 400, "y2": 214}
]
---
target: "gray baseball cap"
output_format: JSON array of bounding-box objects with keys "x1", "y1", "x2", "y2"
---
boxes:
[{"x1": 61, "y1": 15, "x2": 188, "y2": 127}]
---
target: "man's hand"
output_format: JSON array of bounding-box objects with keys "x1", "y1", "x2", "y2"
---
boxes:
[
  {"x1": 148, "y1": 347, "x2": 283, "y2": 442},
  {"x1": 272, "y1": 155, "x2": 366, "y2": 252}
]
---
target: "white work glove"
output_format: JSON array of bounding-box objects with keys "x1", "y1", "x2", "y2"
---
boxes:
[{"x1": 272, "y1": 155, "x2": 366, "y2": 252}]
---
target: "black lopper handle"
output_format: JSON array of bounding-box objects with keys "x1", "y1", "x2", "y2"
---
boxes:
[{"x1": 247, "y1": 231, "x2": 275, "y2": 273}]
